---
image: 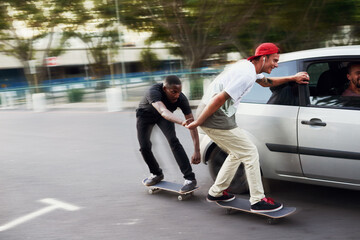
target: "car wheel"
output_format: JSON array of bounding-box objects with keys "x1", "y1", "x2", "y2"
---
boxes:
[{"x1": 207, "y1": 145, "x2": 249, "y2": 194}]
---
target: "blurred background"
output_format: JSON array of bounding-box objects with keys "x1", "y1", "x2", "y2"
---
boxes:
[{"x1": 0, "y1": 0, "x2": 359, "y2": 108}]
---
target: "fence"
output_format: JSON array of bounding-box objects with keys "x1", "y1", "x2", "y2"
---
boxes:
[{"x1": 0, "y1": 69, "x2": 220, "y2": 110}]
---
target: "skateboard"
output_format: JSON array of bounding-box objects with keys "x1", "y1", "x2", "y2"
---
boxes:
[
  {"x1": 142, "y1": 178, "x2": 199, "y2": 201},
  {"x1": 216, "y1": 197, "x2": 296, "y2": 224}
]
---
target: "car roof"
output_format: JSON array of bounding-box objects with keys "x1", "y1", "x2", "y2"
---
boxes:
[{"x1": 279, "y1": 45, "x2": 360, "y2": 63}]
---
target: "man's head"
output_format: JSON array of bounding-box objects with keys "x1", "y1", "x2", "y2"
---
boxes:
[
  {"x1": 248, "y1": 43, "x2": 280, "y2": 74},
  {"x1": 163, "y1": 75, "x2": 182, "y2": 103},
  {"x1": 347, "y1": 62, "x2": 360, "y2": 89}
]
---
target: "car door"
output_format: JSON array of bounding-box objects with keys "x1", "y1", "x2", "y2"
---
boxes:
[
  {"x1": 298, "y1": 60, "x2": 360, "y2": 186},
  {"x1": 239, "y1": 60, "x2": 304, "y2": 178}
]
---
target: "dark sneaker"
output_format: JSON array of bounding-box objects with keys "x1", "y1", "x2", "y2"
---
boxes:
[
  {"x1": 207, "y1": 190, "x2": 235, "y2": 202},
  {"x1": 143, "y1": 174, "x2": 164, "y2": 186},
  {"x1": 251, "y1": 197, "x2": 283, "y2": 213},
  {"x1": 180, "y1": 179, "x2": 197, "y2": 193}
]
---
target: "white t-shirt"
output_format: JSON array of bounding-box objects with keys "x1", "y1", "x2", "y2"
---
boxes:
[{"x1": 198, "y1": 60, "x2": 264, "y2": 129}]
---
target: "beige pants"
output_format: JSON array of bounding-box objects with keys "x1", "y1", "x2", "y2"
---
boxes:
[{"x1": 201, "y1": 126, "x2": 265, "y2": 205}]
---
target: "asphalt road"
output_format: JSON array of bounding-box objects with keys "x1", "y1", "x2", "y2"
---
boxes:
[{"x1": 1, "y1": 109, "x2": 360, "y2": 240}]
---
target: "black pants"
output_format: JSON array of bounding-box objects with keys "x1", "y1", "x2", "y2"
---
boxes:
[{"x1": 136, "y1": 109, "x2": 195, "y2": 180}]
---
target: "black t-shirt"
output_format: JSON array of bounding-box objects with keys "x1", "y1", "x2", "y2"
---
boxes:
[{"x1": 137, "y1": 83, "x2": 192, "y2": 117}]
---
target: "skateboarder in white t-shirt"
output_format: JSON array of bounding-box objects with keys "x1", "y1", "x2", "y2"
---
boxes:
[{"x1": 186, "y1": 43, "x2": 309, "y2": 212}]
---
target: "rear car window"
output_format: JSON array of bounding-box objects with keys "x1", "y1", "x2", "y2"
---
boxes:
[{"x1": 242, "y1": 60, "x2": 299, "y2": 105}]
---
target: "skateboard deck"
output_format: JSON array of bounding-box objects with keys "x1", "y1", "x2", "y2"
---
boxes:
[
  {"x1": 216, "y1": 197, "x2": 296, "y2": 224},
  {"x1": 142, "y1": 178, "x2": 199, "y2": 201}
]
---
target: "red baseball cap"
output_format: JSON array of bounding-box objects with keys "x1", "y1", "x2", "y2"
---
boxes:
[{"x1": 247, "y1": 43, "x2": 280, "y2": 61}]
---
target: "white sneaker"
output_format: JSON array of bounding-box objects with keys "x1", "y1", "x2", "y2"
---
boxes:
[{"x1": 180, "y1": 179, "x2": 197, "y2": 193}]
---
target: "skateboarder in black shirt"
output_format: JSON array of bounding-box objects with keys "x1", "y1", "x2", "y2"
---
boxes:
[{"x1": 136, "y1": 75, "x2": 200, "y2": 192}]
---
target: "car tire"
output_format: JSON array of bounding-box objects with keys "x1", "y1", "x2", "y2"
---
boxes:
[{"x1": 207, "y1": 145, "x2": 249, "y2": 194}]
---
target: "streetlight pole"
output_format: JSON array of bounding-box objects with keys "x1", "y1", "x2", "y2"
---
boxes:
[{"x1": 115, "y1": 0, "x2": 127, "y2": 94}]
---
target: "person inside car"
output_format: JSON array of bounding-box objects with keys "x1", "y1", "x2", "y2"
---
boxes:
[
  {"x1": 186, "y1": 43, "x2": 309, "y2": 213},
  {"x1": 342, "y1": 62, "x2": 360, "y2": 97},
  {"x1": 136, "y1": 75, "x2": 201, "y2": 192}
]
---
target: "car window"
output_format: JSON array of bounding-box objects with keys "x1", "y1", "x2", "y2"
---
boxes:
[
  {"x1": 306, "y1": 60, "x2": 360, "y2": 109},
  {"x1": 241, "y1": 83, "x2": 272, "y2": 104},
  {"x1": 247, "y1": 60, "x2": 299, "y2": 106},
  {"x1": 242, "y1": 61, "x2": 299, "y2": 105},
  {"x1": 242, "y1": 61, "x2": 298, "y2": 104},
  {"x1": 266, "y1": 60, "x2": 297, "y2": 77}
]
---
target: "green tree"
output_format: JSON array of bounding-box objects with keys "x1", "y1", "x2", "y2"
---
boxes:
[
  {"x1": 0, "y1": 0, "x2": 88, "y2": 90},
  {"x1": 254, "y1": 0, "x2": 358, "y2": 53},
  {"x1": 219, "y1": 0, "x2": 360, "y2": 55},
  {"x1": 64, "y1": 0, "x2": 124, "y2": 79},
  {"x1": 120, "y1": 0, "x2": 260, "y2": 69},
  {"x1": 120, "y1": 0, "x2": 359, "y2": 67},
  {"x1": 140, "y1": 48, "x2": 160, "y2": 72}
]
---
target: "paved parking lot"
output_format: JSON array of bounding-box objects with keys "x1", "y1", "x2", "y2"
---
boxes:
[{"x1": 1, "y1": 109, "x2": 360, "y2": 240}]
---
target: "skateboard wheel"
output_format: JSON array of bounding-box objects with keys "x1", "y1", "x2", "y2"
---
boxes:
[
  {"x1": 178, "y1": 195, "x2": 183, "y2": 201},
  {"x1": 148, "y1": 188, "x2": 159, "y2": 194}
]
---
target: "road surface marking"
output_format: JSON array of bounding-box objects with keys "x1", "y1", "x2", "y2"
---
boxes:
[{"x1": 0, "y1": 198, "x2": 80, "y2": 232}]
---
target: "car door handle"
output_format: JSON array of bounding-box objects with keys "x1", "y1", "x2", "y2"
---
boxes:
[{"x1": 301, "y1": 118, "x2": 327, "y2": 127}]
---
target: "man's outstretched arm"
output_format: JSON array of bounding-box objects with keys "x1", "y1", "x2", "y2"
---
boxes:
[
  {"x1": 256, "y1": 72, "x2": 309, "y2": 87},
  {"x1": 152, "y1": 101, "x2": 186, "y2": 125},
  {"x1": 185, "y1": 113, "x2": 201, "y2": 164},
  {"x1": 186, "y1": 91, "x2": 230, "y2": 130}
]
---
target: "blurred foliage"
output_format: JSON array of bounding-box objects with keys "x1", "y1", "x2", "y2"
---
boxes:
[
  {"x1": 0, "y1": 0, "x2": 359, "y2": 81},
  {"x1": 120, "y1": 0, "x2": 261, "y2": 69},
  {"x1": 120, "y1": 0, "x2": 360, "y2": 68},
  {"x1": 67, "y1": 88, "x2": 85, "y2": 102},
  {"x1": 63, "y1": 0, "x2": 124, "y2": 78},
  {"x1": 190, "y1": 77, "x2": 204, "y2": 100},
  {"x1": 236, "y1": 0, "x2": 360, "y2": 55},
  {"x1": 0, "y1": 0, "x2": 89, "y2": 87},
  {"x1": 140, "y1": 48, "x2": 160, "y2": 72}
]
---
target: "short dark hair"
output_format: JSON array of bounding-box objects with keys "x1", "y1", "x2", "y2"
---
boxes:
[
  {"x1": 347, "y1": 62, "x2": 360, "y2": 73},
  {"x1": 164, "y1": 75, "x2": 181, "y2": 87}
]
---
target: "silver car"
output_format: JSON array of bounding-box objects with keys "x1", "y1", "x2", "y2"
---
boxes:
[{"x1": 199, "y1": 45, "x2": 360, "y2": 193}]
